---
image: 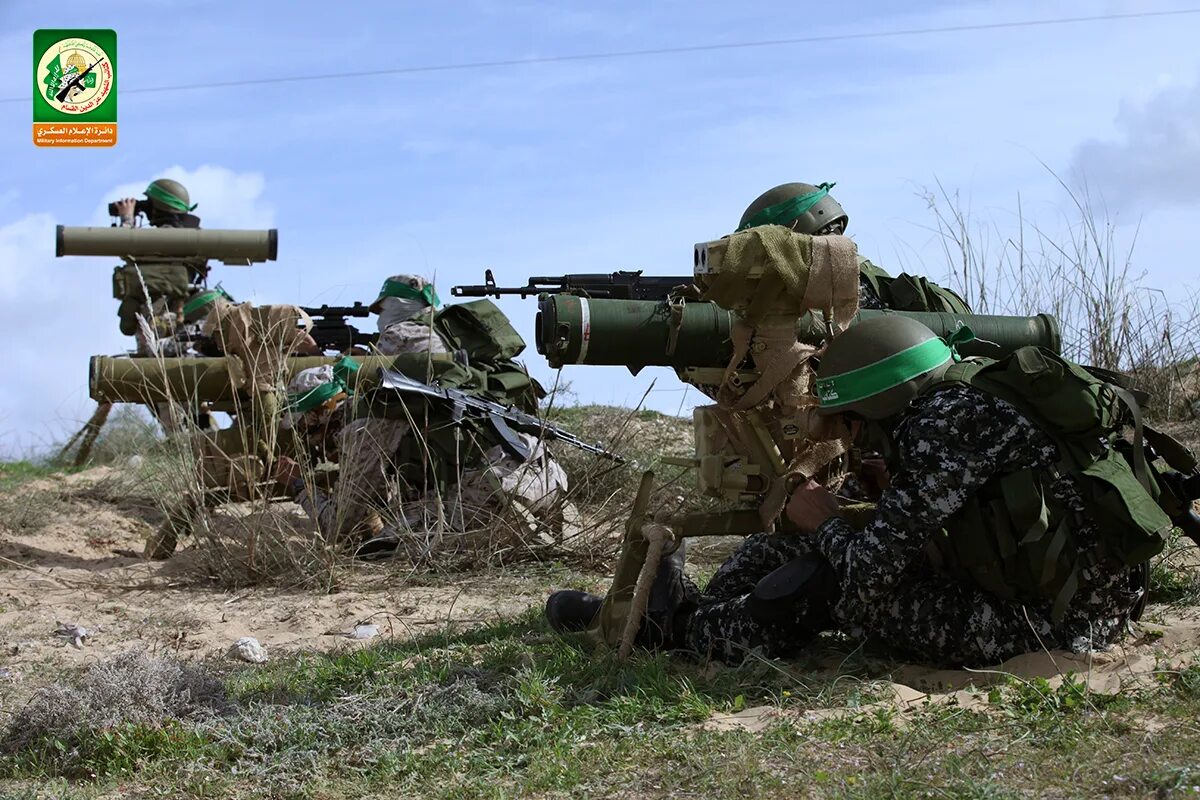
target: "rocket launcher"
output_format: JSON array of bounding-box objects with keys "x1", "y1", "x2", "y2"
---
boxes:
[
  {"x1": 56, "y1": 224, "x2": 278, "y2": 265},
  {"x1": 544, "y1": 226, "x2": 1064, "y2": 654}
]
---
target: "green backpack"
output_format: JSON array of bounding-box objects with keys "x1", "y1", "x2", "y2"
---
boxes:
[
  {"x1": 858, "y1": 258, "x2": 973, "y2": 314},
  {"x1": 113, "y1": 262, "x2": 192, "y2": 336},
  {"x1": 434, "y1": 299, "x2": 527, "y2": 365},
  {"x1": 927, "y1": 346, "x2": 1186, "y2": 621}
]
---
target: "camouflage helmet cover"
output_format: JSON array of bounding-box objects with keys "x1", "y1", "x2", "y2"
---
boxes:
[
  {"x1": 369, "y1": 273, "x2": 440, "y2": 313},
  {"x1": 815, "y1": 315, "x2": 954, "y2": 420},
  {"x1": 738, "y1": 182, "x2": 848, "y2": 235}
]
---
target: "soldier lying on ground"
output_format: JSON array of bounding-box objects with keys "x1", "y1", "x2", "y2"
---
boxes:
[
  {"x1": 548, "y1": 315, "x2": 1182, "y2": 667},
  {"x1": 274, "y1": 273, "x2": 571, "y2": 560}
]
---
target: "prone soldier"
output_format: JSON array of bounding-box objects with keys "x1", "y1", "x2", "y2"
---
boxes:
[{"x1": 275, "y1": 274, "x2": 572, "y2": 558}]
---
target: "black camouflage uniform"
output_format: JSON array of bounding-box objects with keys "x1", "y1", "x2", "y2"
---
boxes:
[
  {"x1": 857, "y1": 276, "x2": 884, "y2": 310},
  {"x1": 685, "y1": 385, "x2": 1144, "y2": 666}
]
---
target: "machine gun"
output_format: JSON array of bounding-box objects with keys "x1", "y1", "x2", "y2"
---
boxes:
[
  {"x1": 451, "y1": 268, "x2": 695, "y2": 301},
  {"x1": 298, "y1": 302, "x2": 380, "y2": 353}
]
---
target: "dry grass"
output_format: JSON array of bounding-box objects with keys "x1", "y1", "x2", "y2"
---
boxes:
[{"x1": 921, "y1": 175, "x2": 1200, "y2": 422}]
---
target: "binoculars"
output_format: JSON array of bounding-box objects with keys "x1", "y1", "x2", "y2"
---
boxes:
[{"x1": 107, "y1": 198, "x2": 153, "y2": 218}]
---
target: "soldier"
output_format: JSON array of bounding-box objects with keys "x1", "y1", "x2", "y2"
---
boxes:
[
  {"x1": 738, "y1": 182, "x2": 972, "y2": 313},
  {"x1": 548, "y1": 315, "x2": 1171, "y2": 667},
  {"x1": 275, "y1": 274, "x2": 570, "y2": 558}
]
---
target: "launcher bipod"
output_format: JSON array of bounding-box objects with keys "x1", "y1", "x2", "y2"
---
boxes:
[{"x1": 586, "y1": 470, "x2": 764, "y2": 660}]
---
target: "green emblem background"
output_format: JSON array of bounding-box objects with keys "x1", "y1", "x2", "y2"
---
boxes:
[{"x1": 33, "y1": 29, "x2": 117, "y2": 123}]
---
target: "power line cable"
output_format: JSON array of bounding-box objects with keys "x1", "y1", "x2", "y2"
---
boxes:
[{"x1": 5, "y1": 7, "x2": 1198, "y2": 104}]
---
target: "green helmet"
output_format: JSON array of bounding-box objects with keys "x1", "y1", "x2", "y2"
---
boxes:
[
  {"x1": 738, "y1": 182, "x2": 848, "y2": 235},
  {"x1": 143, "y1": 178, "x2": 196, "y2": 214},
  {"x1": 815, "y1": 315, "x2": 954, "y2": 420}
]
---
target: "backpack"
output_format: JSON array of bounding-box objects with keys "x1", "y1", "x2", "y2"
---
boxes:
[
  {"x1": 858, "y1": 258, "x2": 973, "y2": 314},
  {"x1": 113, "y1": 261, "x2": 192, "y2": 336},
  {"x1": 434, "y1": 299, "x2": 527, "y2": 365},
  {"x1": 925, "y1": 346, "x2": 1187, "y2": 620}
]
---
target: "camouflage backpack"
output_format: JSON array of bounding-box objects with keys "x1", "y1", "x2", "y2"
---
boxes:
[
  {"x1": 858, "y1": 258, "x2": 973, "y2": 314},
  {"x1": 924, "y1": 346, "x2": 1192, "y2": 620}
]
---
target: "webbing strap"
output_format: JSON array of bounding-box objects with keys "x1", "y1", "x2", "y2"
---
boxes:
[{"x1": 1110, "y1": 384, "x2": 1151, "y2": 494}]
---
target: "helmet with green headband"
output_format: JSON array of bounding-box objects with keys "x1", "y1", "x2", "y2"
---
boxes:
[
  {"x1": 182, "y1": 285, "x2": 234, "y2": 323},
  {"x1": 143, "y1": 178, "x2": 197, "y2": 216},
  {"x1": 282, "y1": 357, "x2": 360, "y2": 429},
  {"x1": 815, "y1": 315, "x2": 970, "y2": 421},
  {"x1": 738, "y1": 182, "x2": 849, "y2": 236},
  {"x1": 369, "y1": 274, "x2": 441, "y2": 313}
]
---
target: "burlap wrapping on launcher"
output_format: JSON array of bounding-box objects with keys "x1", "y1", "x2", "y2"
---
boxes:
[
  {"x1": 197, "y1": 303, "x2": 314, "y2": 490},
  {"x1": 701, "y1": 226, "x2": 861, "y2": 528}
]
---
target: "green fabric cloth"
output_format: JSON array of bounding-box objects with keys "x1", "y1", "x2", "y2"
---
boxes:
[
  {"x1": 144, "y1": 182, "x2": 197, "y2": 212},
  {"x1": 378, "y1": 279, "x2": 440, "y2": 308},
  {"x1": 738, "y1": 182, "x2": 835, "y2": 231}
]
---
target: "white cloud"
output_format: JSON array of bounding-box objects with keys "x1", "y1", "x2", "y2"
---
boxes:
[
  {"x1": 0, "y1": 165, "x2": 274, "y2": 458},
  {"x1": 1068, "y1": 73, "x2": 1200, "y2": 212},
  {"x1": 96, "y1": 165, "x2": 274, "y2": 228}
]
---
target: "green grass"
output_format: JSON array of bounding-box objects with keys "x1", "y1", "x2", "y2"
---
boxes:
[
  {"x1": 6, "y1": 607, "x2": 1200, "y2": 799},
  {"x1": 0, "y1": 460, "x2": 76, "y2": 490}
]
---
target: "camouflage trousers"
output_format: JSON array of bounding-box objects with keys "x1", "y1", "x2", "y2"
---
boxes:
[
  {"x1": 300, "y1": 419, "x2": 570, "y2": 552},
  {"x1": 685, "y1": 532, "x2": 1143, "y2": 667}
]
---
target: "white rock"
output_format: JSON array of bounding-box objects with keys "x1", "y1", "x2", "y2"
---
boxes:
[
  {"x1": 227, "y1": 636, "x2": 268, "y2": 663},
  {"x1": 349, "y1": 624, "x2": 379, "y2": 640},
  {"x1": 54, "y1": 621, "x2": 91, "y2": 649},
  {"x1": 127, "y1": 455, "x2": 145, "y2": 469}
]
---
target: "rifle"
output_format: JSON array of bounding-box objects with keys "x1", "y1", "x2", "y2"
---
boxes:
[
  {"x1": 298, "y1": 303, "x2": 380, "y2": 353},
  {"x1": 55, "y1": 56, "x2": 105, "y2": 103},
  {"x1": 378, "y1": 368, "x2": 622, "y2": 462},
  {"x1": 451, "y1": 268, "x2": 696, "y2": 301}
]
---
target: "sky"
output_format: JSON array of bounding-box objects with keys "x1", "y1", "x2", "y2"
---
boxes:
[{"x1": 1, "y1": 0, "x2": 1198, "y2": 456}]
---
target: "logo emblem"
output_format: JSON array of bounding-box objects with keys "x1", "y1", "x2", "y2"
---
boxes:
[{"x1": 33, "y1": 30, "x2": 117, "y2": 147}]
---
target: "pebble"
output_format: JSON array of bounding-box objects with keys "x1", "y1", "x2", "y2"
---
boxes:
[{"x1": 227, "y1": 636, "x2": 268, "y2": 663}]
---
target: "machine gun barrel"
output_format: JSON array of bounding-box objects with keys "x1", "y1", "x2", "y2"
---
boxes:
[
  {"x1": 56, "y1": 225, "x2": 278, "y2": 264},
  {"x1": 451, "y1": 268, "x2": 694, "y2": 301},
  {"x1": 535, "y1": 295, "x2": 1062, "y2": 370}
]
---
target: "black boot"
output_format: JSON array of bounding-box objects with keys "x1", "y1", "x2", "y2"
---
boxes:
[
  {"x1": 638, "y1": 541, "x2": 697, "y2": 650},
  {"x1": 545, "y1": 590, "x2": 604, "y2": 633}
]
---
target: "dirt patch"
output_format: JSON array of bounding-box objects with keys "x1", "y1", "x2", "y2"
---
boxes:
[{"x1": 0, "y1": 469, "x2": 547, "y2": 694}]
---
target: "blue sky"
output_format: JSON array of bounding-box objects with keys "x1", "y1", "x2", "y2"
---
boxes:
[{"x1": 1, "y1": 1, "x2": 1198, "y2": 455}]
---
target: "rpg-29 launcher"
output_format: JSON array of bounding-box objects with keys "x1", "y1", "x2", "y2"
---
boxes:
[{"x1": 298, "y1": 302, "x2": 380, "y2": 353}]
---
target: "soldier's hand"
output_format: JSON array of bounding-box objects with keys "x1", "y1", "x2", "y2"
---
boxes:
[
  {"x1": 786, "y1": 479, "x2": 841, "y2": 534},
  {"x1": 114, "y1": 197, "x2": 137, "y2": 223},
  {"x1": 273, "y1": 456, "x2": 303, "y2": 492},
  {"x1": 859, "y1": 457, "x2": 891, "y2": 499}
]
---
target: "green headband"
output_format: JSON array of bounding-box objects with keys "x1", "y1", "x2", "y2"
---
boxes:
[
  {"x1": 816, "y1": 323, "x2": 981, "y2": 410},
  {"x1": 286, "y1": 357, "x2": 360, "y2": 414},
  {"x1": 183, "y1": 286, "x2": 233, "y2": 317},
  {"x1": 738, "y1": 182, "x2": 836, "y2": 231},
  {"x1": 378, "y1": 279, "x2": 440, "y2": 308},
  {"x1": 144, "y1": 182, "x2": 198, "y2": 213}
]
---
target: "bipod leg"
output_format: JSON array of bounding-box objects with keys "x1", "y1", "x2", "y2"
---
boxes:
[
  {"x1": 589, "y1": 471, "x2": 680, "y2": 659},
  {"x1": 66, "y1": 402, "x2": 113, "y2": 467}
]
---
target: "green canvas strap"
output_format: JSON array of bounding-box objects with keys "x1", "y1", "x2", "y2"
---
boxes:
[
  {"x1": 144, "y1": 182, "x2": 197, "y2": 212},
  {"x1": 737, "y1": 182, "x2": 836, "y2": 231}
]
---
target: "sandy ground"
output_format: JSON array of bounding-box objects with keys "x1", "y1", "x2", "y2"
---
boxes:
[
  {"x1": 0, "y1": 469, "x2": 550, "y2": 687},
  {"x1": 4, "y1": 465, "x2": 1200, "y2": 729}
]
